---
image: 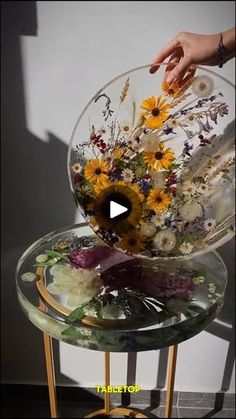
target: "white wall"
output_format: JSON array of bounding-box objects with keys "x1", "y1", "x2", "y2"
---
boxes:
[{"x1": 1, "y1": 1, "x2": 235, "y2": 393}]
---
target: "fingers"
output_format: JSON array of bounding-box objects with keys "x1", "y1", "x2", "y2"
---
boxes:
[
  {"x1": 163, "y1": 49, "x2": 182, "y2": 83},
  {"x1": 166, "y1": 55, "x2": 192, "y2": 84},
  {"x1": 149, "y1": 37, "x2": 180, "y2": 74},
  {"x1": 180, "y1": 66, "x2": 196, "y2": 86}
]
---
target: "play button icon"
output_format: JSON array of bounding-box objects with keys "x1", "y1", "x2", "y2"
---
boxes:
[{"x1": 110, "y1": 201, "x2": 128, "y2": 219}]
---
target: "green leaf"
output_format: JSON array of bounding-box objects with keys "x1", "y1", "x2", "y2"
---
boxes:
[
  {"x1": 45, "y1": 250, "x2": 63, "y2": 258},
  {"x1": 61, "y1": 325, "x2": 80, "y2": 338},
  {"x1": 67, "y1": 307, "x2": 85, "y2": 324}
]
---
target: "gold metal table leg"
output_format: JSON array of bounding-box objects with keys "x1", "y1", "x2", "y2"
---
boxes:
[
  {"x1": 165, "y1": 344, "x2": 178, "y2": 418},
  {"x1": 85, "y1": 352, "x2": 147, "y2": 418},
  {"x1": 43, "y1": 332, "x2": 58, "y2": 418}
]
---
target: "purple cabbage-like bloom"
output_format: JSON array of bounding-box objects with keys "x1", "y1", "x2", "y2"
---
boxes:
[{"x1": 69, "y1": 246, "x2": 116, "y2": 269}]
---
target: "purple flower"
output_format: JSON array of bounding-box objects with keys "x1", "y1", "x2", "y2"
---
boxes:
[{"x1": 69, "y1": 246, "x2": 116, "y2": 269}]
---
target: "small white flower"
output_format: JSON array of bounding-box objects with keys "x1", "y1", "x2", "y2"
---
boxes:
[
  {"x1": 179, "y1": 203, "x2": 203, "y2": 222},
  {"x1": 122, "y1": 168, "x2": 135, "y2": 182},
  {"x1": 126, "y1": 137, "x2": 138, "y2": 149},
  {"x1": 197, "y1": 182, "x2": 210, "y2": 194},
  {"x1": 21, "y1": 272, "x2": 36, "y2": 282},
  {"x1": 169, "y1": 119, "x2": 179, "y2": 128},
  {"x1": 179, "y1": 242, "x2": 193, "y2": 255},
  {"x1": 186, "y1": 114, "x2": 196, "y2": 125},
  {"x1": 71, "y1": 163, "x2": 82, "y2": 173},
  {"x1": 204, "y1": 218, "x2": 216, "y2": 232},
  {"x1": 153, "y1": 230, "x2": 176, "y2": 252},
  {"x1": 141, "y1": 133, "x2": 161, "y2": 152},
  {"x1": 192, "y1": 75, "x2": 214, "y2": 98},
  {"x1": 192, "y1": 276, "x2": 205, "y2": 285},
  {"x1": 166, "y1": 298, "x2": 189, "y2": 315},
  {"x1": 121, "y1": 121, "x2": 132, "y2": 135},
  {"x1": 150, "y1": 171, "x2": 166, "y2": 189},
  {"x1": 179, "y1": 180, "x2": 197, "y2": 196},
  {"x1": 152, "y1": 212, "x2": 166, "y2": 227},
  {"x1": 36, "y1": 254, "x2": 48, "y2": 263},
  {"x1": 140, "y1": 223, "x2": 157, "y2": 238}
]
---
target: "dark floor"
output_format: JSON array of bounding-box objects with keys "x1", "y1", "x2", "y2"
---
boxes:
[{"x1": 0, "y1": 385, "x2": 235, "y2": 418}]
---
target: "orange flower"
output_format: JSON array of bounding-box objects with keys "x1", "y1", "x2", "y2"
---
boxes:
[
  {"x1": 140, "y1": 95, "x2": 170, "y2": 129},
  {"x1": 147, "y1": 189, "x2": 171, "y2": 212},
  {"x1": 144, "y1": 142, "x2": 175, "y2": 170}
]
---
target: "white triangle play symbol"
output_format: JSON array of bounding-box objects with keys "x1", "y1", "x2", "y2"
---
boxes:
[{"x1": 110, "y1": 200, "x2": 128, "y2": 219}]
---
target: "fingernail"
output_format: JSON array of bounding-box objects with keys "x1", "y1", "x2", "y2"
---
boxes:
[{"x1": 149, "y1": 65, "x2": 158, "y2": 74}]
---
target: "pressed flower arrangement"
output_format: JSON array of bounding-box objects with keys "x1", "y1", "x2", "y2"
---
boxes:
[
  {"x1": 68, "y1": 65, "x2": 235, "y2": 259},
  {"x1": 17, "y1": 225, "x2": 227, "y2": 350}
]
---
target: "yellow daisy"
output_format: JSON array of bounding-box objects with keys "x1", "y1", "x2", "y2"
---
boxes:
[
  {"x1": 140, "y1": 95, "x2": 170, "y2": 129},
  {"x1": 147, "y1": 189, "x2": 171, "y2": 212},
  {"x1": 144, "y1": 142, "x2": 175, "y2": 170},
  {"x1": 84, "y1": 159, "x2": 109, "y2": 184},
  {"x1": 118, "y1": 230, "x2": 145, "y2": 254},
  {"x1": 162, "y1": 81, "x2": 180, "y2": 98}
]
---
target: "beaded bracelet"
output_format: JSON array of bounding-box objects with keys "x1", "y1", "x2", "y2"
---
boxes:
[{"x1": 216, "y1": 32, "x2": 227, "y2": 68}]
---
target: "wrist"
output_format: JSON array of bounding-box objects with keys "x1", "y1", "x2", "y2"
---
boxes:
[{"x1": 222, "y1": 28, "x2": 235, "y2": 58}]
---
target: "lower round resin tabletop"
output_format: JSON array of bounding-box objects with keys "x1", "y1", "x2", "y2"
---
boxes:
[{"x1": 16, "y1": 223, "x2": 228, "y2": 418}]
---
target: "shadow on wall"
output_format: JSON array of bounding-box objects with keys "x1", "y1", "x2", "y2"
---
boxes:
[{"x1": 1, "y1": 1, "x2": 76, "y2": 384}]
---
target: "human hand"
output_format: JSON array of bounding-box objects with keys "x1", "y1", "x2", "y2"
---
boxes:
[{"x1": 150, "y1": 28, "x2": 235, "y2": 85}]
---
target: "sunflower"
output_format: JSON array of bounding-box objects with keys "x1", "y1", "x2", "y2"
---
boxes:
[
  {"x1": 144, "y1": 142, "x2": 175, "y2": 170},
  {"x1": 147, "y1": 189, "x2": 171, "y2": 212},
  {"x1": 84, "y1": 159, "x2": 109, "y2": 184},
  {"x1": 162, "y1": 81, "x2": 180, "y2": 97},
  {"x1": 118, "y1": 230, "x2": 145, "y2": 254},
  {"x1": 93, "y1": 181, "x2": 112, "y2": 196},
  {"x1": 92, "y1": 182, "x2": 143, "y2": 234},
  {"x1": 140, "y1": 95, "x2": 170, "y2": 129}
]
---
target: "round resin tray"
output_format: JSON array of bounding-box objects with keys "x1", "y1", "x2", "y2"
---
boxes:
[
  {"x1": 68, "y1": 64, "x2": 235, "y2": 260},
  {"x1": 16, "y1": 223, "x2": 227, "y2": 352}
]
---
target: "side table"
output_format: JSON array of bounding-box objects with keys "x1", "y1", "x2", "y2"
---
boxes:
[{"x1": 16, "y1": 223, "x2": 227, "y2": 418}]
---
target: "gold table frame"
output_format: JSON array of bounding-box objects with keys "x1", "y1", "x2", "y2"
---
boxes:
[{"x1": 42, "y1": 332, "x2": 178, "y2": 418}]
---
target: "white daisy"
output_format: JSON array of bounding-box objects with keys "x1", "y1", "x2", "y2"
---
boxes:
[
  {"x1": 191, "y1": 75, "x2": 214, "y2": 98},
  {"x1": 140, "y1": 222, "x2": 157, "y2": 238},
  {"x1": 187, "y1": 114, "x2": 196, "y2": 124},
  {"x1": 179, "y1": 203, "x2": 203, "y2": 222},
  {"x1": 71, "y1": 163, "x2": 82, "y2": 173},
  {"x1": 179, "y1": 241, "x2": 193, "y2": 255},
  {"x1": 121, "y1": 168, "x2": 135, "y2": 182},
  {"x1": 204, "y1": 218, "x2": 216, "y2": 232},
  {"x1": 179, "y1": 180, "x2": 197, "y2": 196},
  {"x1": 153, "y1": 230, "x2": 176, "y2": 252},
  {"x1": 152, "y1": 212, "x2": 166, "y2": 227},
  {"x1": 126, "y1": 137, "x2": 138, "y2": 149},
  {"x1": 169, "y1": 119, "x2": 179, "y2": 128},
  {"x1": 121, "y1": 121, "x2": 132, "y2": 135},
  {"x1": 141, "y1": 133, "x2": 161, "y2": 152},
  {"x1": 150, "y1": 171, "x2": 166, "y2": 189}
]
